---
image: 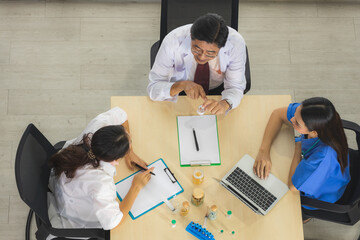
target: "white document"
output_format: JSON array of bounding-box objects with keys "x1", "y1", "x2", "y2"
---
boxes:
[
  {"x1": 115, "y1": 159, "x2": 183, "y2": 219},
  {"x1": 177, "y1": 115, "x2": 221, "y2": 166}
]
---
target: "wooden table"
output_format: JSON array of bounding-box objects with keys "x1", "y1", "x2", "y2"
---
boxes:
[{"x1": 111, "y1": 95, "x2": 304, "y2": 240}]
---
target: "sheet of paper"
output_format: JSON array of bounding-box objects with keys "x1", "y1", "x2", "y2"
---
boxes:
[
  {"x1": 177, "y1": 115, "x2": 221, "y2": 166},
  {"x1": 116, "y1": 159, "x2": 183, "y2": 219}
]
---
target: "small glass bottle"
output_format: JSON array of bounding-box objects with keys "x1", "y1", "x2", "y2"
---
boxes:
[
  {"x1": 208, "y1": 205, "x2": 217, "y2": 220},
  {"x1": 226, "y1": 210, "x2": 232, "y2": 219},
  {"x1": 191, "y1": 188, "x2": 205, "y2": 206},
  {"x1": 197, "y1": 105, "x2": 206, "y2": 115},
  {"x1": 180, "y1": 201, "x2": 190, "y2": 216},
  {"x1": 192, "y1": 169, "x2": 204, "y2": 185}
]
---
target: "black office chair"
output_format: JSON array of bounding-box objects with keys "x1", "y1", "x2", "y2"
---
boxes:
[
  {"x1": 15, "y1": 124, "x2": 109, "y2": 240},
  {"x1": 301, "y1": 120, "x2": 360, "y2": 225},
  {"x1": 150, "y1": 0, "x2": 251, "y2": 94}
]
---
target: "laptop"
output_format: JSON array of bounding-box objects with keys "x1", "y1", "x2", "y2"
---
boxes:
[{"x1": 214, "y1": 154, "x2": 288, "y2": 215}]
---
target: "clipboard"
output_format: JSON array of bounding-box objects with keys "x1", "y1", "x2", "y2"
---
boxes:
[
  {"x1": 115, "y1": 158, "x2": 183, "y2": 220},
  {"x1": 176, "y1": 115, "x2": 221, "y2": 166}
]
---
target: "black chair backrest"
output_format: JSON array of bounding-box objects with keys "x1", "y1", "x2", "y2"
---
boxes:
[
  {"x1": 338, "y1": 120, "x2": 360, "y2": 205},
  {"x1": 15, "y1": 124, "x2": 56, "y2": 227},
  {"x1": 159, "y1": 0, "x2": 239, "y2": 44},
  {"x1": 348, "y1": 149, "x2": 360, "y2": 203}
]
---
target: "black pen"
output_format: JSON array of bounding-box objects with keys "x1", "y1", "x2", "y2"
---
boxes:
[
  {"x1": 193, "y1": 128, "x2": 199, "y2": 151},
  {"x1": 134, "y1": 163, "x2": 155, "y2": 176}
]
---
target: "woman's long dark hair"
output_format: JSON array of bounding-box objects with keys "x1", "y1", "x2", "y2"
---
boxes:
[
  {"x1": 301, "y1": 97, "x2": 348, "y2": 173},
  {"x1": 49, "y1": 125, "x2": 130, "y2": 178}
]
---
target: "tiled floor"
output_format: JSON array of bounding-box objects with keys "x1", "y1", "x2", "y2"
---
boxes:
[{"x1": 0, "y1": 1, "x2": 359, "y2": 239}]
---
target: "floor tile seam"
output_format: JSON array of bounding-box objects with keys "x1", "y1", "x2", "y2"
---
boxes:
[{"x1": 7, "y1": 195, "x2": 9, "y2": 224}]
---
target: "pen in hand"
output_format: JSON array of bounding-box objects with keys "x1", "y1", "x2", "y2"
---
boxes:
[
  {"x1": 193, "y1": 128, "x2": 199, "y2": 151},
  {"x1": 134, "y1": 163, "x2": 156, "y2": 176}
]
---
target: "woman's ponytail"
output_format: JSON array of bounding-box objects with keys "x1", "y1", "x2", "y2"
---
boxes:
[{"x1": 49, "y1": 125, "x2": 130, "y2": 178}]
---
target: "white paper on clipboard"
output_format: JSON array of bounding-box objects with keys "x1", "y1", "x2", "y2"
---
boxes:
[
  {"x1": 176, "y1": 115, "x2": 221, "y2": 166},
  {"x1": 115, "y1": 159, "x2": 183, "y2": 219}
]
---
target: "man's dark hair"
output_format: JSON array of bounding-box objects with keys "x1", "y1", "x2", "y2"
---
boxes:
[{"x1": 190, "y1": 13, "x2": 229, "y2": 48}]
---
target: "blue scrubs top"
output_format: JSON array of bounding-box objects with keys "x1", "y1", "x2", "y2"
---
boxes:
[{"x1": 287, "y1": 103, "x2": 350, "y2": 206}]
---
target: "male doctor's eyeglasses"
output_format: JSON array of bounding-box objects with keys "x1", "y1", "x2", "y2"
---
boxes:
[{"x1": 191, "y1": 46, "x2": 218, "y2": 59}]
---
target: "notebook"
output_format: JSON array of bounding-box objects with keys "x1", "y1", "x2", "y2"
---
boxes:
[
  {"x1": 115, "y1": 158, "x2": 183, "y2": 220},
  {"x1": 214, "y1": 154, "x2": 288, "y2": 215},
  {"x1": 176, "y1": 115, "x2": 221, "y2": 166}
]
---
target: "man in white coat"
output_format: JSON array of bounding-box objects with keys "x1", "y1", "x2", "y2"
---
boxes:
[{"x1": 148, "y1": 13, "x2": 247, "y2": 115}]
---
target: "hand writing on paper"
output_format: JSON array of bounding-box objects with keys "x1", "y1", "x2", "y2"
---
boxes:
[{"x1": 132, "y1": 167, "x2": 155, "y2": 190}]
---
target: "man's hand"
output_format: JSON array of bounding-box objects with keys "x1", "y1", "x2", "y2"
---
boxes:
[
  {"x1": 202, "y1": 99, "x2": 230, "y2": 115},
  {"x1": 124, "y1": 150, "x2": 148, "y2": 171},
  {"x1": 183, "y1": 81, "x2": 206, "y2": 100},
  {"x1": 170, "y1": 81, "x2": 206, "y2": 100}
]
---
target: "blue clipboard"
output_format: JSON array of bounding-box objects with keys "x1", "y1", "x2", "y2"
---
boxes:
[{"x1": 115, "y1": 158, "x2": 183, "y2": 220}]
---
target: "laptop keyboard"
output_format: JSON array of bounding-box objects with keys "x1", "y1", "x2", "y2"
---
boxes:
[{"x1": 226, "y1": 167, "x2": 277, "y2": 211}]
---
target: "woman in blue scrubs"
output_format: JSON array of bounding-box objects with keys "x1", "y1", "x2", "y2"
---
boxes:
[{"x1": 253, "y1": 97, "x2": 350, "y2": 222}]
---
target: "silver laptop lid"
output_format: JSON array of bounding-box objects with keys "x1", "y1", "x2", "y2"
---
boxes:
[{"x1": 220, "y1": 154, "x2": 288, "y2": 215}]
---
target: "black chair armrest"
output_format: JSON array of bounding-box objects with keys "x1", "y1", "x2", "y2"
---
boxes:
[
  {"x1": 342, "y1": 119, "x2": 360, "y2": 133},
  {"x1": 301, "y1": 196, "x2": 353, "y2": 213},
  {"x1": 342, "y1": 119, "x2": 360, "y2": 150},
  {"x1": 53, "y1": 141, "x2": 66, "y2": 152},
  {"x1": 150, "y1": 40, "x2": 161, "y2": 69}
]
